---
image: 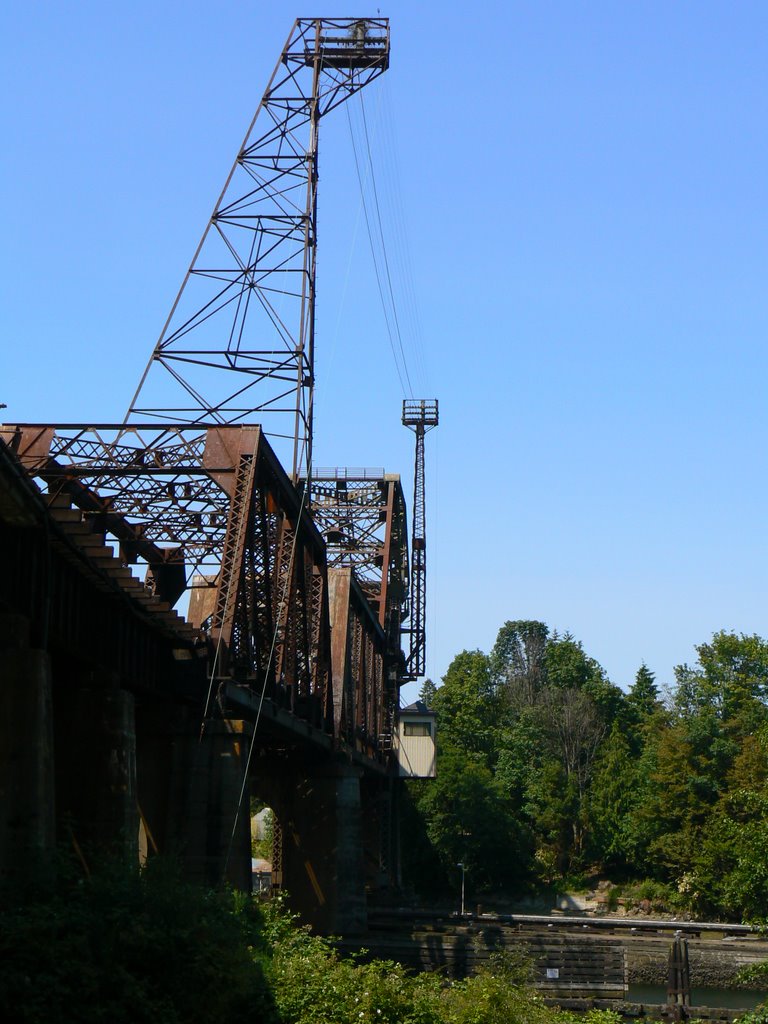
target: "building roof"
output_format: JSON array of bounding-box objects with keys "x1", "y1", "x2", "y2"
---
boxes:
[{"x1": 401, "y1": 699, "x2": 434, "y2": 715}]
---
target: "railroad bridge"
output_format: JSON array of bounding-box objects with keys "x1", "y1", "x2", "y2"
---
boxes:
[
  {"x1": 0, "y1": 17, "x2": 436, "y2": 935},
  {"x1": 0, "y1": 420, "x2": 420, "y2": 934}
]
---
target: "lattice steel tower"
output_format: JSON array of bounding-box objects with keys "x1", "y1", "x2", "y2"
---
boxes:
[
  {"x1": 126, "y1": 18, "x2": 390, "y2": 482},
  {"x1": 402, "y1": 399, "x2": 438, "y2": 678}
]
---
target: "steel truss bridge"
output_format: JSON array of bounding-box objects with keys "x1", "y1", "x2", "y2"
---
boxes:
[{"x1": 0, "y1": 17, "x2": 437, "y2": 934}]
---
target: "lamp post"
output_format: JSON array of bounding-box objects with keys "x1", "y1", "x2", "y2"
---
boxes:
[{"x1": 457, "y1": 862, "x2": 465, "y2": 917}]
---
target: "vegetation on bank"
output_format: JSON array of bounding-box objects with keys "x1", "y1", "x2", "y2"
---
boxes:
[
  {"x1": 404, "y1": 622, "x2": 768, "y2": 924},
  {"x1": 0, "y1": 858, "x2": 629, "y2": 1024},
  {"x1": 2, "y1": 858, "x2": 768, "y2": 1023},
  {"x1": 5, "y1": 622, "x2": 768, "y2": 1019}
]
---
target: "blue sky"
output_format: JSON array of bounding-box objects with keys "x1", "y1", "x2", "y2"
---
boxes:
[{"x1": 3, "y1": 2, "x2": 768, "y2": 701}]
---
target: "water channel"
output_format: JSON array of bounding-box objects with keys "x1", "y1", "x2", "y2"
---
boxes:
[{"x1": 626, "y1": 984, "x2": 765, "y2": 1010}]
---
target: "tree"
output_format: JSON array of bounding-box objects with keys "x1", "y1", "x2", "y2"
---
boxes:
[
  {"x1": 641, "y1": 714, "x2": 723, "y2": 879},
  {"x1": 588, "y1": 723, "x2": 639, "y2": 872},
  {"x1": 662, "y1": 726, "x2": 768, "y2": 920},
  {"x1": 537, "y1": 685, "x2": 606, "y2": 861},
  {"x1": 417, "y1": 649, "x2": 536, "y2": 889},
  {"x1": 431, "y1": 650, "x2": 497, "y2": 765},
  {"x1": 627, "y1": 663, "x2": 661, "y2": 719},
  {"x1": 543, "y1": 632, "x2": 596, "y2": 691},
  {"x1": 674, "y1": 632, "x2": 768, "y2": 739},
  {"x1": 663, "y1": 632, "x2": 768, "y2": 836},
  {"x1": 623, "y1": 663, "x2": 665, "y2": 757},
  {"x1": 419, "y1": 677, "x2": 437, "y2": 707},
  {"x1": 490, "y1": 620, "x2": 549, "y2": 706},
  {"x1": 399, "y1": 780, "x2": 449, "y2": 896},
  {"x1": 417, "y1": 749, "x2": 533, "y2": 890},
  {"x1": 489, "y1": 623, "x2": 629, "y2": 874}
]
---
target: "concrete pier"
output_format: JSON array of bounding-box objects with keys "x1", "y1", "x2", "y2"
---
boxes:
[{"x1": 0, "y1": 614, "x2": 55, "y2": 881}]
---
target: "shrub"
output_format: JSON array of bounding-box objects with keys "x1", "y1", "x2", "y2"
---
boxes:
[
  {"x1": 0, "y1": 855, "x2": 277, "y2": 1024},
  {"x1": 262, "y1": 898, "x2": 624, "y2": 1024},
  {"x1": 612, "y1": 878, "x2": 680, "y2": 913},
  {"x1": 0, "y1": 858, "x2": 634, "y2": 1024}
]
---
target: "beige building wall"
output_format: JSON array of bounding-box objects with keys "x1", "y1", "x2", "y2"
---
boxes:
[{"x1": 395, "y1": 713, "x2": 436, "y2": 778}]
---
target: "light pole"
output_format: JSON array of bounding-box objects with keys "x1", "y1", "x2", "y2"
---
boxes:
[{"x1": 457, "y1": 862, "x2": 465, "y2": 916}]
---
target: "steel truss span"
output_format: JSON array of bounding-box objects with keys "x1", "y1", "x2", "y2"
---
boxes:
[
  {"x1": 0, "y1": 421, "x2": 399, "y2": 758},
  {"x1": 127, "y1": 17, "x2": 390, "y2": 481},
  {"x1": 0, "y1": 423, "x2": 411, "y2": 657}
]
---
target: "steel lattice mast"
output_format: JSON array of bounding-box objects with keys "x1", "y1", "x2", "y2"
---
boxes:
[
  {"x1": 126, "y1": 18, "x2": 389, "y2": 482},
  {"x1": 402, "y1": 399, "x2": 438, "y2": 678}
]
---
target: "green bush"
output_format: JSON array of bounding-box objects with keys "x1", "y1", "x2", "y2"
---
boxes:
[
  {"x1": 0, "y1": 858, "x2": 632, "y2": 1024},
  {"x1": 0, "y1": 856, "x2": 277, "y2": 1024},
  {"x1": 735, "y1": 1008, "x2": 768, "y2": 1024},
  {"x1": 262, "y1": 898, "x2": 624, "y2": 1024},
  {"x1": 612, "y1": 878, "x2": 680, "y2": 913}
]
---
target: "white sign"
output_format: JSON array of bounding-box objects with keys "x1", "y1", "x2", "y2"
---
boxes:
[{"x1": 546, "y1": 968, "x2": 560, "y2": 980}]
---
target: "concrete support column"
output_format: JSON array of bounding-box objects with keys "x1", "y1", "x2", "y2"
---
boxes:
[
  {"x1": 134, "y1": 702, "x2": 176, "y2": 861},
  {"x1": 391, "y1": 778, "x2": 402, "y2": 889},
  {"x1": 166, "y1": 720, "x2": 253, "y2": 890},
  {"x1": 0, "y1": 614, "x2": 55, "y2": 882},
  {"x1": 54, "y1": 675, "x2": 138, "y2": 865},
  {"x1": 334, "y1": 768, "x2": 368, "y2": 933},
  {"x1": 276, "y1": 762, "x2": 367, "y2": 935},
  {"x1": 361, "y1": 776, "x2": 400, "y2": 893}
]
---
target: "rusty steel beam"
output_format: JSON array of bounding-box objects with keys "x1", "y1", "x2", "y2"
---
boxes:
[
  {"x1": 328, "y1": 566, "x2": 396, "y2": 756},
  {"x1": 0, "y1": 437, "x2": 206, "y2": 692}
]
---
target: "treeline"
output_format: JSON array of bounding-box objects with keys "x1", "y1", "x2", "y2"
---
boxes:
[{"x1": 403, "y1": 621, "x2": 768, "y2": 922}]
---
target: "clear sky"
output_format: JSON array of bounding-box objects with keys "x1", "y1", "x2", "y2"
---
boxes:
[{"x1": 3, "y1": 2, "x2": 768, "y2": 702}]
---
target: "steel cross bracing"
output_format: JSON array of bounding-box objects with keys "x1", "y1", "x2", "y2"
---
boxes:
[
  {"x1": 127, "y1": 17, "x2": 389, "y2": 482},
  {"x1": 310, "y1": 469, "x2": 409, "y2": 653},
  {"x1": 0, "y1": 424, "x2": 232, "y2": 593}
]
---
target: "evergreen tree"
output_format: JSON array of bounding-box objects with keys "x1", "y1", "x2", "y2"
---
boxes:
[
  {"x1": 624, "y1": 662, "x2": 663, "y2": 756},
  {"x1": 419, "y1": 677, "x2": 437, "y2": 707},
  {"x1": 627, "y1": 663, "x2": 660, "y2": 719},
  {"x1": 588, "y1": 722, "x2": 639, "y2": 872}
]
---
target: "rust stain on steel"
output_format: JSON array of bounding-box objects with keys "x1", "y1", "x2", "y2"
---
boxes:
[
  {"x1": 0, "y1": 424, "x2": 55, "y2": 464},
  {"x1": 202, "y1": 425, "x2": 262, "y2": 496},
  {"x1": 328, "y1": 567, "x2": 352, "y2": 739}
]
